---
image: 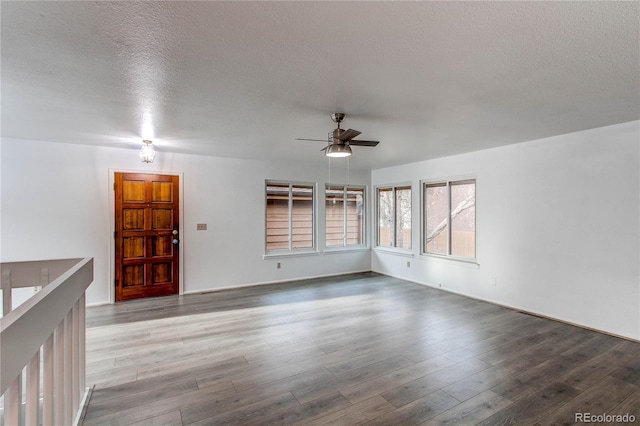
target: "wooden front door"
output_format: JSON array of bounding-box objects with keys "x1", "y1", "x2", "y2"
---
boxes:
[{"x1": 115, "y1": 172, "x2": 179, "y2": 301}]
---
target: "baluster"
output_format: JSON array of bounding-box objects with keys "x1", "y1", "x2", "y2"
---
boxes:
[
  {"x1": 25, "y1": 349, "x2": 41, "y2": 426},
  {"x1": 2, "y1": 268, "x2": 11, "y2": 315},
  {"x1": 40, "y1": 266, "x2": 50, "y2": 287},
  {"x1": 72, "y1": 300, "x2": 80, "y2": 416},
  {"x1": 79, "y1": 294, "x2": 86, "y2": 394},
  {"x1": 4, "y1": 374, "x2": 22, "y2": 426},
  {"x1": 64, "y1": 309, "x2": 73, "y2": 425},
  {"x1": 43, "y1": 332, "x2": 55, "y2": 426},
  {"x1": 55, "y1": 320, "x2": 65, "y2": 426}
]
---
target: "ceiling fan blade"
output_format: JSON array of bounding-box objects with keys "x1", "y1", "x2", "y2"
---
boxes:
[
  {"x1": 349, "y1": 140, "x2": 380, "y2": 147},
  {"x1": 296, "y1": 138, "x2": 329, "y2": 142},
  {"x1": 336, "y1": 129, "x2": 361, "y2": 141}
]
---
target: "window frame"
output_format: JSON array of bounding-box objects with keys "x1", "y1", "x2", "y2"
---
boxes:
[
  {"x1": 421, "y1": 177, "x2": 476, "y2": 262},
  {"x1": 265, "y1": 180, "x2": 317, "y2": 255},
  {"x1": 324, "y1": 184, "x2": 367, "y2": 250},
  {"x1": 375, "y1": 184, "x2": 412, "y2": 251}
]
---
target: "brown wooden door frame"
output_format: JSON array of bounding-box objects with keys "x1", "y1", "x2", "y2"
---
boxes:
[{"x1": 109, "y1": 170, "x2": 184, "y2": 303}]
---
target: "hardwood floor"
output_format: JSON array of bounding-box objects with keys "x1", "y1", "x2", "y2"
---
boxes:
[{"x1": 83, "y1": 273, "x2": 640, "y2": 425}]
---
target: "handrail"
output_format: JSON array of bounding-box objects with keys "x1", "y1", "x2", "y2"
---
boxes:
[
  {"x1": 0, "y1": 257, "x2": 93, "y2": 425},
  {"x1": 1, "y1": 258, "x2": 84, "y2": 314}
]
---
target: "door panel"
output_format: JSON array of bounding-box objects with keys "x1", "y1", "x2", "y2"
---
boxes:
[
  {"x1": 152, "y1": 181, "x2": 173, "y2": 202},
  {"x1": 152, "y1": 235, "x2": 173, "y2": 257},
  {"x1": 115, "y1": 172, "x2": 179, "y2": 301},
  {"x1": 123, "y1": 180, "x2": 145, "y2": 202},
  {"x1": 152, "y1": 209, "x2": 173, "y2": 229},
  {"x1": 123, "y1": 237, "x2": 145, "y2": 258}
]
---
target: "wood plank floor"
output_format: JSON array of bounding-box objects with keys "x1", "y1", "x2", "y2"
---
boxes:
[{"x1": 83, "y1": 273, "x2": 640, "y2": 425}]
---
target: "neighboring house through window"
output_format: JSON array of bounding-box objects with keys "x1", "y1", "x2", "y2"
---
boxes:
[
  {"x1": 265, "y1": 181, "x2": 315, "y2": 252},
  {"x1": 325, "y1": 185, "x2": 366, "y2": 248}
]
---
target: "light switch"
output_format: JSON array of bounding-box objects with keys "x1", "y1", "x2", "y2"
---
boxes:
[{"x1": 197, "y1": 224, "x2": 207, "y2": 231}]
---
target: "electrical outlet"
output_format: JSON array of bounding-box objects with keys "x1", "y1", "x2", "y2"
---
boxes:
[
  {"x1": 277, "y1": 262, "x2": 281, "y2": 269},
  {"x1": 196, "y1": 223, "x2": 207, "y2": 231},
  {"x1": 406, "y1": 261, "x2": 411, "y2": 268}
]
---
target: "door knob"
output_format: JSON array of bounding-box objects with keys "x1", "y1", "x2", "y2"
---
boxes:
[
  {"x1": 173, "y1": 239, "x2": 179, "y2": 245},
  {"x1": 172, "y1": 230, "x2": 178, "y2": 235}
]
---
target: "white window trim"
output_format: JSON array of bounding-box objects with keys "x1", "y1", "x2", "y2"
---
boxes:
[
  {"x1": 324, "y1": 184, "x2": 368, "y2": 249},
  {"x1": 263, "y1": 249, "x2": 320, "y2": 260},
  {"x1": 265, "y1": 180, "x2": 317, "y2": 255},
  {"x1": 420, "y1": 176, "x2": 477, "y2": 262},
  {"x1": 374, "y1": 183, "x2": 413, "y2": 252},
  {"x1": 324, "y1": 246, "x2": 369, "y2": 254},
  {"x1": 373, "y1": 247, "x2": 415, "y2": 258},
  {"x1": 419, "y1": 252, "x2": 479, "y2": 266}
]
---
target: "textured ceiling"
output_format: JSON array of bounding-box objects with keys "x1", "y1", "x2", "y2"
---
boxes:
[{"x1": 2, "y1": 1, "x2": 639, "y2": 170}]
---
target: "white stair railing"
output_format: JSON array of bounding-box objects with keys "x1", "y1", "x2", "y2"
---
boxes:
[{"x1": 0, "y1": 257, "x2": 93, "y2": 426}]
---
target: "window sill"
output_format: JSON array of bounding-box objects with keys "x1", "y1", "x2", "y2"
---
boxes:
[
  {"x1": 420, "y1": 253, "x2": 480, "y2": 267},
  {"x1": 373, "y1": 247, "x2": 415, "y2": 258},
  {"x1": 324, "y1": 246, "x2": 370, "y2": 255},
  {"x1": 263, "y1": 250, "x2": 321, "y2": 260}
]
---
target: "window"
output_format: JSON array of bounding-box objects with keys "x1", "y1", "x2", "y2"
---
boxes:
[
  {"x1": 376, "y1": 185, "x2": 411, "y2": 249},
  {"x1": 423, "y1": 179, "x2": 475, "y2": 259},
  {"x1": 325, "y1": 185, "x2": 365, "y2": 247},
  {"x1": 266, "y1": 182, "x2": 315, "y2": 252}
]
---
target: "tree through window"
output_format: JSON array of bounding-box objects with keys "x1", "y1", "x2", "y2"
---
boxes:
[
  {"x1": 424, "y1": 179, "x2": 475, "y2": 259},
  {"x1": 377, "y1": 185, "x2": 411, "y2": 249}
]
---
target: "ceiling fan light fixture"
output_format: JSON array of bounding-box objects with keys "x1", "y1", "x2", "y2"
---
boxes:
[
  {"x1": 296, "y1": 113, "x2": 379, "y2": 158},
  {"x1": 140, "y1": 139, "x2": 156, "y2": 163},
  {"x1": 325, "y1": 143, "x2": 352, "y2": 158}
]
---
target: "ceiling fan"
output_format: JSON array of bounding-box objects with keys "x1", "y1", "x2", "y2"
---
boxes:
[{"x1": 296, "y1": 113, "x2": 380, "y2": 157}]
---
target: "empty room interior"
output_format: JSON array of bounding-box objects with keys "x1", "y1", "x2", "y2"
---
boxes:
[{"x1": 1, "y1": 1, "x2": 639, "y2": 425}]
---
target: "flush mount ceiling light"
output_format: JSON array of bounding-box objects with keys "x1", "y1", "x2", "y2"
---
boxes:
[
  {"x1": 325, "y1": 143, "x2": 352, "y2": 158},
  {"x1": 140, "y1": 139, "x2": 156, "y2": 163}
]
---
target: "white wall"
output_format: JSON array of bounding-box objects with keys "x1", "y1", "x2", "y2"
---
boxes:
[
  {"x1": 0, "y1": 137, "x2": 2, "y2": 263},
  {"x1": 372, "y1": 121, "x2": 640, "y2": 340},
  {"x1": 0, "y1": 139, "x2": 371, "y2": 305},
  {"x1": 3, "y1": 122, "x2": 637, "y2": 340}
]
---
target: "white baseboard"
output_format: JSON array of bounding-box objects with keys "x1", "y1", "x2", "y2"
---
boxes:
[
  {"x1": 182, "y1": 270, "x2": 372, "y2": 296},
  {"x1": 374, "y1": 270, "x2": 640, "y2": 343},
  {"x1": 86, "y1": 301, "x2": 110, "y2": 308}
]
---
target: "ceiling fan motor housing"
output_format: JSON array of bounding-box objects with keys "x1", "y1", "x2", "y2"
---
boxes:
[
  {"x1": 331, "y1": 128, "x2": 347, "y2": 144},
  {"x1": 294, "y1": 112, "x2": 379, "y2": 151}
]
